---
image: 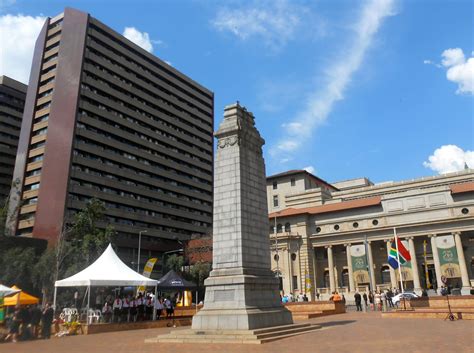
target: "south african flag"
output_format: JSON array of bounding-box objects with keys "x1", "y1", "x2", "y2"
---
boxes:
[{"x1": 388, "y1": 238, "x2": 411, "y2": 269}]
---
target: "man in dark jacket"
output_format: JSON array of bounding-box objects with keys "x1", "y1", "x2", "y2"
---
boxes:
[
  {"x1": 354, "y1": 291, "x2": 362, "y2": 311},
  {"x1": 30, "y1": 305, "x2": 42, "y2": 338},
  {"x1": 362, "y1": 292, "x2": 368, "y2": 308},
  {"x1": 41, "y1": 304, "x2": 54, "y2": 339}
]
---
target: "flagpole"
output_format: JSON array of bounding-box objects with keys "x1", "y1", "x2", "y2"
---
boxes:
[{"x1": 393, "y1": 228, "x2": 404, "y2": 294}]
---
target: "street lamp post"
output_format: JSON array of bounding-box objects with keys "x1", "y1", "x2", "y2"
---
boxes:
[{"x1": 137, "y1": 230, "x2": 147, "y2": 272}]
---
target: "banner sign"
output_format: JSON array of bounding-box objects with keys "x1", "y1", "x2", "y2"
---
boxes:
[
  {"x1": 350, "y1": 245, "x2": 370, "y2": 284},
  {"x1": 137, "y1": 258, "x2": 158, "y2": 293},
  {"x1": 304, "y1": 271, "x2": 312, "y2": 294},
  {"x1": 436, "y1": 235, "x2": 461, "y2": 278}
]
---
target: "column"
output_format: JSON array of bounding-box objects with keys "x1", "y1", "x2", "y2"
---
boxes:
[
  {"x1": 367, "y1": 241, "x2": 376, "y2": 291},
  {"x1": 430, "y1": 235, "x2": 443, "y2": 291},
  {"x1": 345, "y1": 244, "x2": 355, "y2": 292},
  {"x1": 326, "y1": 245, "x2": 336, "y2": 293},
  {"x1": 454, "y1": 232, "x2": 471, "y2": 294},
  {"x1": 386, "y1": 240, "x2": 397, "y2": 289},
  {"x1": 408, "y1": 237, "x2": 422, "y2": 294}
]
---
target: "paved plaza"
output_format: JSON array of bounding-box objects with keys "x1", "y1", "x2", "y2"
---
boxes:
[{"x1": 1, "y1": 312, "x2": 472, "y2": 353}]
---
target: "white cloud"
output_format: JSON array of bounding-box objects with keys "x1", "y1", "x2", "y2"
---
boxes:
[
  {"x1": 303, "y1": 166, "x2": 316, "y2": 174},
  {"x1": 440, "y1": 48, "x2": 473, "y2": 95},
  {"x1": 276, "y1": 140, "x2": 300, "y2": 152},
  {"x1": 271, "y1": 0, "x2": 396, "y2": 157},
  {"x1": 123, "y1": 27, "x2": 153, "y2": 53},
  {"x1": 211, "y1": 0, "x2": 307, "y2": 50},
  {"x1": 0, "y1": 14, "x2": 46, "y2": 83},
  {"x1": 423, "y1": 145, "x2": 474, "y2": 174}
]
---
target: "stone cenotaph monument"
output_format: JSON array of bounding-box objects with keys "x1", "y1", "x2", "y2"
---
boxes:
[
  {"x1": 152, "y1": 103, "x2": 319, "y2": 344},
  {"x1": 191, "y1": 102, "x2": 293, "y2": 330}
]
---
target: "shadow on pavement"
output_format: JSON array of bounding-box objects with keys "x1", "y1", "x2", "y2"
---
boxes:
[{"x1": 318, "y1": 320, "x2": 356, "y2": 328}]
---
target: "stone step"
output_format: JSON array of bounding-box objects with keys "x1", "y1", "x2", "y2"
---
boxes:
[{"x1": 150, "y1": 323, "x2": 322, "y2": 344}]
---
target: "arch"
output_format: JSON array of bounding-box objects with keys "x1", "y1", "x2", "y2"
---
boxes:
[
  {"x1": 323, "y1": 270, "x2": 330, "y2": 288},
  {"x1": 381, "y1": 265, "x2": 391, "y2": 284},
  {"x1": 277, "y1": 224, "x2": 283, "y2": 233},
  {"x1": 341, "y1": 268, "x2": 349, "y2": 288},
  {"x1": 284, "y1": 222, "x2": 291, "y2": 232}
]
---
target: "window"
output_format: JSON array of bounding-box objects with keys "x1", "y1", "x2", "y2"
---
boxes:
[
  {"x1": 273, "y1": 181, "x2": 277, "y2": 189},
  {"x1": 273, "y1": 195, "x2": 279, "y2": 207},
  {"x1": 284, "y1": 223, "x2": 291, "y2": 232},
  {"x1": 292, "y1": 275, "x2": 298, "y2": 290},
  {"x1": 381, "y1": 265, "x2": 391, "y2": 284},
  {"x1": 291, "y1": 178, "x2": 295, "y2": 186},
  {"x1": 291, "y1": 253, "x2": 297, "y2": 261},
  {"x1": 277, "y1": 224, "x2": 282, "y2": 233},
  {"x1": 341, "y1": 269, "x2": 349, "y2": 287}
]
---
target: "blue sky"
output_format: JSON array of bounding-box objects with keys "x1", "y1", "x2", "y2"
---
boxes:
[{"x1": 1, "y1": 0, "x2": 473, "y2": 184}]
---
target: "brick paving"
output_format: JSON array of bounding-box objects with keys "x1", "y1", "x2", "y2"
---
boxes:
[{"x1": 0, "y1": 311, "x2": 472, "y2": 353}]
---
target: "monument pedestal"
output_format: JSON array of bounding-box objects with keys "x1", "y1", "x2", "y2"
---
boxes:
[{"x1": 192, "y1": 271, "x2": 292, "y2": 330}]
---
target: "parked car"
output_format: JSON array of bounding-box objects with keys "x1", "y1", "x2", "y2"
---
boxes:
[{"x1": 392, "y1": 292, "x2": 419, "y2": 306}]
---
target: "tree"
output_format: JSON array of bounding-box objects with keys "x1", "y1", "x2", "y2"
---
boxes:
[
  {"x1": 165, "y1": 254, "x2": 184, "y2": 273},
  {"x1": 0, "y1": 247, "x2": 37, "y2": 293},
  {"x1": 189, "y1": 261, "x2": 211, "y2": 287}
]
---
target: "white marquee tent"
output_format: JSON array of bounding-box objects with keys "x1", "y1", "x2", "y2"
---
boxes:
[{"x1": 54, "y1": 244, "x2": 159, "y2": 320}]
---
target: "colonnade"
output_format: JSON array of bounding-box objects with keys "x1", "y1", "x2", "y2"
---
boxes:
[{"x1": 322, "y1": 232, "x2": 470, "y2": 295}]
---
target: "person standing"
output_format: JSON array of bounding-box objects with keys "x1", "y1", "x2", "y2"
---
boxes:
[
  {"x1": 41, "y1": 304, "x2": 54, "y2": 339},
  {"x1": 4, "y1": 308, "x2": 21, "y2": 343},
  {"x1": 387, "y1": 289, "x2": 394, "y2": 307},
  {"x1": 112, "y1": 296, "x2": 122, "y2": 322},
  {"x1": 374, "y1": 291, "x2": 382, "y2": 311},
  {"x1": 30, "y1": 305, "x2": 42, "y2": 338},
  {"x1": 354, "y1": 291, "x2": 362, "y2": 311},
  {"x1": 368, "y1": 291, "x2": 374, "y2": 310},
  {"x1": 363, "y1": 292, "x2": 368, "y2": 308}
]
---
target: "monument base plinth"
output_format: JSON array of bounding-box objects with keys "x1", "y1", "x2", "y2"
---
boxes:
[
  {"x1": 148, "y1": 322, "x2": 321, "y2": 344},
  {"x1": 192, "y1": 306, "x2": 293, "y2": 331}
]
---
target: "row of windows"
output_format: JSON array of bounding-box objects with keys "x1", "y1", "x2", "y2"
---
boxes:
[
  {"x1": 84, "y1": 49, "x2": 212, "y2": 129},
  {"x1": 69, "y1": 177, "x2": 211, "y2": 220},
  {"x1": 80, "y1": 87, "x2": 212, "y2": 153},
  {"x1": 80, "y1": 70, "x2": 212, "y2": 148},
  {"x1": 0, "y1": 117, "x2": 22, "y2": 131},
  {"x1": 88, "y1": 23, "x2": 213, "y2": 107},
  {"x1": 74, "y1": 128, "x2": 211, "y2": 187},
  {"x1": 0, "y1": 130, "x2": 19, "y2": 140},
  {"x1": 270, "y1": 223, "x2": 291, "y2": 234},
  {"x1": 78, "y1": 106, "x2": 211, "y2": 170},
  {"x1": 69, "y1": 193, "x2": 210, "y2": 228},
  {"x1": 0, "y1": 92, "x2": 25, "y2": 112},
  {"x1": 72, "y1": 150, "x2": 212, "y2": 198},
  {"x1": 70, "y1": 163, "x2": 211, "y2": 208}
]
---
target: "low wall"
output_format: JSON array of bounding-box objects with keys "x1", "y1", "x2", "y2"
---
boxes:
[
  {"x1": 408, "y1": 295, "x2": 474, "y2": 309},
  {"x1": 284, "y1": 301, "x2": 346, "y2": 314},
  {"x1": 84, "y1": 318, "x2": 191, "y2": 335}
]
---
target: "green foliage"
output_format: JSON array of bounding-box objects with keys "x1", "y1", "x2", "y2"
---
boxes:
[
  {"x1": 0, "y1": 197, "x2": 7, "y2": 236},
  {"x1": 189, "y1": 261, "x2": 211, "y2": 287},
  {"x1": 0, "y1": 198, "x2": 115, "y2": 301},
  {"x1": 0, "y1": 247, "x2": 37, "y2": 293},
  {"x1": 166, "y1": 254, "x2": 184, "y2": 273}
]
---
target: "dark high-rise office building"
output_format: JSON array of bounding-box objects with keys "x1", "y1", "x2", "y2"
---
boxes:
[
  {"x1": 8, "y1": 8, "x2": 214, "y2": 269},
  {"x1": 0, "y1": 76, "x2": 27, "y2": 204}
]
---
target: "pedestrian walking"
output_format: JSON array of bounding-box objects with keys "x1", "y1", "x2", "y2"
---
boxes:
[{"x1": 363, "y1": 292, "x2": 368, "y2": 308}]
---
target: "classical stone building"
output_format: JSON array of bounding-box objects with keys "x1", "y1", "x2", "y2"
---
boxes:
[{"x1": 267, "y1": 169, "x2": 474, "y2": 299}]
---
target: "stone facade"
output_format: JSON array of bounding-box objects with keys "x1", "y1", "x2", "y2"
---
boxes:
[
  {"x1": 268, "y1": 170, "x2": 474, "y2": 298},
  {"x1": 192, "y1": 103, "x2": 292, "y2": 330}
]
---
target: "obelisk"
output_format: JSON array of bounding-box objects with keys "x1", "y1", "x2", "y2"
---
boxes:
[{"x1": 191, "y1": 103, "x2": 293, "y2": 330}]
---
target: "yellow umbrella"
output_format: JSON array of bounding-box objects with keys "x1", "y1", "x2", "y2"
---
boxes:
[{"x1": 4, "y1": 285, "x2": 39, "y2": 306}]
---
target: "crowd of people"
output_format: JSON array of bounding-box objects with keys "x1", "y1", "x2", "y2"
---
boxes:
[
  {"x1": 100, "y1": 293, "x2": 176, "y2": 323},
  {"x1": 4, "y1": 303, "x2": 54, "y2": 343},
  {"x1": 280, "y1": 292, "x2": 309, "y2": 303}
]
